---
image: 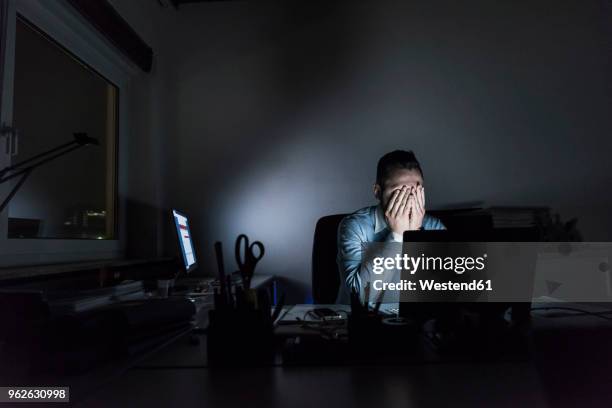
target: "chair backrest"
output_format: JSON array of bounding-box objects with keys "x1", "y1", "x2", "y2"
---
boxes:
[{"x1": 311, "y1": 214, "x2": 347, "y2": 304}]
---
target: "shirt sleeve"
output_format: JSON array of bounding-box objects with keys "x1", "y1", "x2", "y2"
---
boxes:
[
  {"x1": 336, "y1": 216, "x2": 371, "y2": 301},
  {"x1": 389, "y1": 231, "x2": 403, "y2": 242},
  {"x1": 337, "y1": 216, "x2": 402, "y2": 303}
]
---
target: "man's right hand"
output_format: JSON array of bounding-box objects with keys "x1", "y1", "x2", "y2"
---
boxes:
[{"x1": 384, "y1": 186, "x2": 411, "y2": 237}]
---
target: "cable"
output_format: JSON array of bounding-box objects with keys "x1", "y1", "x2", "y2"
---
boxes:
[
  {"x1": 132, "y1": 362, "x2": 287, "y2": 370},
  {"x1": 132, "y1": 365, "x2": 208, "y2": 370},
  {"x1": 531, "y1": 306, "x2": 612, "y2": 321}
]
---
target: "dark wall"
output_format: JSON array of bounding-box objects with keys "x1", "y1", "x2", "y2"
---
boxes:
[{"x1": 154, "y1": 0, "x2": 612, "y2": 301}]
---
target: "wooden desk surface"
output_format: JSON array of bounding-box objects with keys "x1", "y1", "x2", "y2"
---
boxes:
[
  {"x1": 79, "y1": 361, "x2": 548, "y2": 408},
  {"x1": 75, "y1": 303, "x2": 612, "y2": 408}
]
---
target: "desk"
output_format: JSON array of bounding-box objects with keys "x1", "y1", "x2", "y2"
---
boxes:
[
  {"x1": 0, "y1": 275, "x2": 277, "y2": 405},
  {"x1": 74, "y1": 303, "x2": 612, "y2": 408},
  {"x1": 78, "y1": 361, "x2": 547, "y2": 408}
]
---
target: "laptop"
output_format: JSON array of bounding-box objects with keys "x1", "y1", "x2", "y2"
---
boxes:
[{"x1": 399, "y1": 229, "x2": 538, "y2": 324}]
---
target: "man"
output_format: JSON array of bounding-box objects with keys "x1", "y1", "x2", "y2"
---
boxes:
[{"x1": 336, "y1": 150, "x2": 445, "y2": 304}]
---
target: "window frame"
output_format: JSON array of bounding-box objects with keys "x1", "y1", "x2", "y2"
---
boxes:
[{"x1": 0, "y1": 0, "x2": 135, "y2": 267}]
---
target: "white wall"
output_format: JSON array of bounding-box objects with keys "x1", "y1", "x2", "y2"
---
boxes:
[
  {"x1": 107, "y1": 0, "x2": 178, "y2": 258},
  {"x1": 114, "y1": 0, "x2": 612, "y2": 302}
]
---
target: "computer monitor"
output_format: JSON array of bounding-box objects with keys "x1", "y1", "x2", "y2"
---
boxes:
[
  {"x1": 172, "y1": 209, "x2": 197, "y2": 273},
  {"x1": 400, "y1": 229, "x2": 538, "y2": 324}
]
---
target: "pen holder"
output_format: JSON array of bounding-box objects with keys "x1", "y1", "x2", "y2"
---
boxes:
[{"x1": 207, "y1": 307, "x2": 274, "y2": 366}]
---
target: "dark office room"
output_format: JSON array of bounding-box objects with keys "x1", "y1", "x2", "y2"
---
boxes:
[{"x1": 0, "y1": 0, "x2": 611, "y2": 406}]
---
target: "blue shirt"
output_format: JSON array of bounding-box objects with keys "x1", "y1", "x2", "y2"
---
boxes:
[{"x1": 336, "y1": 205, "x2": 445, "y2": 304}]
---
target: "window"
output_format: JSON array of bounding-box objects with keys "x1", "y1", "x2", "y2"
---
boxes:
[
  {"x1": 0, "y1": 0, "x2": 128, "y2": 267},
  {"x1": 8, "y1": 16, "x2": 118, "y2": 239}
]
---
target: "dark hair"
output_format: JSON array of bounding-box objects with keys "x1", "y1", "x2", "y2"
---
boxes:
[{"x1": 376, "y1": 150, "x2": 423, "y2": 186}]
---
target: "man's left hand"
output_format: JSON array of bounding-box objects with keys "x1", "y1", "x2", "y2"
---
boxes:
[{"x1": 408, "y1": 185, "x2": 425, "y2": 230}]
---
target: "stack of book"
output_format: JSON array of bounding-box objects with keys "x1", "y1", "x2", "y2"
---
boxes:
[
  {"x1": 110, "y1": 280, "x2": 146, "y2": 301},
  {"x1": 489, "y1": 207, "x2": 550, "y2": 229},
  {"x1": 47, "y1": 280, "x2": 145, "y2": 314}
]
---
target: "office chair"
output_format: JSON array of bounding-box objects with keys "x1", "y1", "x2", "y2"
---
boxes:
[
  {"x1": 311, "y1": 214, "x2": 347, "y2": 304},
  {"x1": 310, "y1": 210, "x2": 471, "y2": 304}
]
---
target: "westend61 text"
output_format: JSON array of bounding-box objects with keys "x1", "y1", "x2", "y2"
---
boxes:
[{"x1": 373, "y1": 279, "x2": 493, "y2": 292}]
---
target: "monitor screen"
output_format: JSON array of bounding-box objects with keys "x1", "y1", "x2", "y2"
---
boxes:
[{"x1": 172, "y1": 209, "x2": 197, "y2": 273}]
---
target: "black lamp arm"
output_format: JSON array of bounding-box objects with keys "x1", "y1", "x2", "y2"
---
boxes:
[
  {"x1": 0, "y1": 133, "x2": 98, "y2": 214},
  {"x1": 1, "y1": 139, "x2": 76, "y2": 174},
  {"x1": 0, "y1": 169, "x2": 31, "y2": 213},
  {"x1": 0, "y1": 144, "x2": 83, "y2": 184}
]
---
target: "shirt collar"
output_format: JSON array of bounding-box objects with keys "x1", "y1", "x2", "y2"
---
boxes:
[{"x1": 374, "y1": 205, "x2": 387, "y2": 234}]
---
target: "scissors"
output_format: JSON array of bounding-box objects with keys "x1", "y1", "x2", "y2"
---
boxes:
[{"x1": 235, "y1": 234, "x2": 265, "y2": 289}]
